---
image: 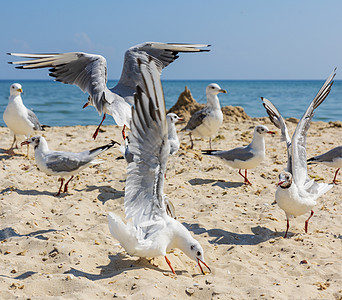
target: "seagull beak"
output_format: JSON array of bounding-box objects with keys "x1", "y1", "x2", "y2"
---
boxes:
[
  {"x1": 82, "y1": 102, "x2": 89, "y2": 109},
  {"x1": 21, "y1": 141, "x2": 30, "y2": 146},
  {"x1": 267, "y1": 131, "x2": 275, "y2": 134},
  {"x1": 17, "y1": 88, "x2": 23, "y2": 93},
  {"x1": 177, "y1": 117, "x2": 184, "y2": 122},
  {"x1": 277, "y1": 180, "x2": 284, "y2": 186},
  {"x1": 197, "y1": 258, "x2": 211, "y2": 275},
  {"x1": 219, "y1": 89, "x2": 227, "y2": 94}
]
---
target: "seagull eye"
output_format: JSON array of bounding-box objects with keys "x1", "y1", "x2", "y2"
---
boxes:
[{"x1": 190, "y1": 245, "x2": 194, "y2": 250}]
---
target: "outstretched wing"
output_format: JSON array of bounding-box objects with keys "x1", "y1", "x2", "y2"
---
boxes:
[
  {"x1": 291, "y1": 68, "x2": 336, "y2": 187},
  {"x1": 261, "y1": 97, "x2": 292, "y2": 173},
  {"x1": 112, "y1": 42, "x2": 210, "y2": 104},
  {"x1": 8, "y1": 52, "x2": 117, "y2": 115},
  {"x1": 124, "y1": 56, "x2": 169, "y2": 229}
]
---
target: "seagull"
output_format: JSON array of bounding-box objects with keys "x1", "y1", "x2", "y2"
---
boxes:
[
  {"x1": 8, "y1": 42, "x2": 210, "y2": 140},
  {"x1": 181, "y1": 83, "x2": 227, "y2": 149},
  {"x1": 107, "y1": 57, "x2": 210, "y2": 275},
  {"x1": 261, "y1": 68, "x2": 336, "y2": 238},
  {"x1": 202, "y1": 125, "x2": 274, "y2": 185},
  {"x1": 308, "y1": 146, "x2": 342, "y2": 184},
  {"x1": 166, "y1": 113, "x2": 184, "y2": 155},
  {"x1": 3, "y1": 83, "x2": 46, "y2": 156},
  {"x1": 21, "y1": 136, "x2": 117, "y2": 196}
]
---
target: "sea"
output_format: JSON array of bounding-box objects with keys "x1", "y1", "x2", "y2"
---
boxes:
[{"x1": 0, "y1": 79, "x2": 341, "y2": 127}]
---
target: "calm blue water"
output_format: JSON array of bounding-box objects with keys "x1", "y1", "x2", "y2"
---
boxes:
[{"x1": 0, "y1": 79, "x2": 341, "y2": 127}]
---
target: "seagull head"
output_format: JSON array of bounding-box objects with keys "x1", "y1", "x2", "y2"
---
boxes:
[
  {"x1": 166, "y1": 113, "x2": 184, "y2": 124},
  {"x1": 182, "y1": 238, "x2": 211, "y2": 275},
  {"x1": 21, "y1": 136, "x2": 42, "y2": 150},
  {"x1": 10, "y1": 83, "x2": 23, "y2": 96},
  {"x1": 206, "y1": 83, "x2": 227, "y2": 96},
  {"x1": 254, "y1": 125, "x2": 275, "y2": 136},
  {"x1": 277, "y1": 172, "x2": 292, "y2": 189}
]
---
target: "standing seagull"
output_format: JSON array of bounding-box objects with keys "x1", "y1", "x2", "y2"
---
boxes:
[
  {"x1": 261, "y1": 68, "x2": 336, "y2": 238},
  {"x1": 181, "y1": 83, "x2": 227, "y2": 149},
  {"x1": 108, "y1": 57, "x2": 210, "y2": 275},
  {"x1": 308, "y1": 146, "x2": 342, "y2": 184},
  {"x1": 3, "y1": 83, "x2": 45, "y2": 156},
  {"x1": 8, "y1": 42, "x2": 210, "y2": 140},
  {"x1": 202, "y1": 125, "x2": 274, "y2": 185},
  {"x1": 21, "y1": 136, "x2": 117, "y2": 196},
  {"x1": 166, "y1": 113, "x2": 184, "y2": 155}
]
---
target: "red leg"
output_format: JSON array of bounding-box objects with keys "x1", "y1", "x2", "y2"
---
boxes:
[
  {"x1": 63, "y1": 175, "x2": 74, "y2": 193},
  {"x1": 284, "y1": 218, "x2": 290, "y2": 238},
  {"x1": 165, "y1": 256, "x2": 175, "y2": 274},
  {"x1": 189, "y1": 133, "x2": 194, "y2": 149},
  {"x1": 92, "y1": 113, "x2": 106, "y2": 140},
  {"x1": 304, "y1": 210, "x2": 314, "y2": 233},
  {"x1": 55, "y1": 178, "x2": 64, "y2": 196},
  {"x1": 121, "y1": 124, "x2": 126, "y2": 140},
  {"x1": 333, "y1": 168, "x2": 340, "y2": 185},
  {"x1": 238, "y1": 169, "x2": 252, "y2": 185}
]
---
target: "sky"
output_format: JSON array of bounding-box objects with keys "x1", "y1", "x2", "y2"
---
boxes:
[{"x1": 0, "y1": 0, "x2": 341, "y2": 80}]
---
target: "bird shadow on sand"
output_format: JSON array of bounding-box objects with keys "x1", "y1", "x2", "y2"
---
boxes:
[
  {"x1": 64, "y1": 254, "x2": 179, "y2": 280},
  {"x1": 188, "y1": 178, "x2": 244, "y2": 189},
  {"x1": 184, "y1": 222, "x2": 280, "y2": 245},
  {"x1": 77, "y1": 185, "x2": 124, "y2": 204},
  {"x1": 0, "y1": 226, "x2": 57, "y2": 241},
  {"x1": 9, "y1": 188, "x2": 56, "y2": 197},
  {"x1": 0, "y1": 271, "x2": 38, "y2": 280},
  {"x1": 0, "y1": 149, "x2": 25, "y2": 160}
]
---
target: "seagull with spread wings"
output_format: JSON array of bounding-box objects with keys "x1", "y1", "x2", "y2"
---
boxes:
[
  {"x1": 8, "y1": 42, "x2": 210, "y2": 139},
  {"x1": 261, "y1": 68, "x2": 336, "y2": 238},
  {"x1": 108, "y1": 57, "x2": 210, "y2": 275}
]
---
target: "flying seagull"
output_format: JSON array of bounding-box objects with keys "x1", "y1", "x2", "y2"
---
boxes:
[
  {"x1": 108, "y1": 57, "x2": 210, "y2": 275},
  {"x1": 8, "y1": 42, "x2": 210, "y2": 139},
  {"x1": 261, "y1": 68, "x2": 336, "y2": 238}
]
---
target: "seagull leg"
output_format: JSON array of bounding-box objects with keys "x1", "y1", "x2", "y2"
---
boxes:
[
  {"x1": 55, "y1": 178, "x2": 64, "y2": 197},
  {"x1": 284, "y1": 218, "x2": 290, "y2": 238},
  {"x1": 332, "y1": 168, "x2": 340, "y2": 184},
  {"x1": 5, "y1": 136, "x2": 17, "y2": 155},
  {"x1": 304, "y1": 210, "x2": 314, "y2": 233},
  {"x1": 189, "y1": 133, "x2": 194, "y2": 149},
  {"x1": 165, "y1": 256, "x2": 176, "y2": 274},
  {"x1": 63, "y1": 175, "x2": 74, "y2": 193},
  {"x1": 92, "y1": 113, "x2": 106, "y2": 140},
  {"x1": 238, "y1": 169, "x2": 252, "y2": 185},
  {"x1": 122, "y1": 124, "x2": 126, "y2": 140}
]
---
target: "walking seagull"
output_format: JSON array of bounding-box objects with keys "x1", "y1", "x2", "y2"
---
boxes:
[
  {"x1": 261, "y1": 68, "x2": 336, "y2": 238},
  {"x1": 107, "y1": 57, "x2": 210, "y2": 275},
  {"x1": 21, "y1": 136, "x2": 117, "y2": 196},
  {"x1": 3, "y1": 83, "x2": 46, "y2": 156},
  {"x1": 308, "y1": 146, "x2": 342, "y2": 184},
  {"x1": 202, "y1": 125, "x2": 274, "y2": 185},
  {"x1": 8, "y1": 42, "x2": 210, "y2": 140},
  {"x1": 181, "y1": 83, "x2": 226, "y2": 149}
]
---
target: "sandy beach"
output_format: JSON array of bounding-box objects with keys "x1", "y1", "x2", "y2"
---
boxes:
[{"x1": 0, "y1": 112, "x2": 341, "y2": 299}]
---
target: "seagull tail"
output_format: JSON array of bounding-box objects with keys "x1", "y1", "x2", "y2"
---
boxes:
[
  {"x1": 316, "y1": 183, "x2": 333, "y2": 198},
  {"x1": 107, "y1": 212, "x2": 138, "y2": 255},
  {"x1": 88, "y1": 140, "x2": 118, "y2": 156},
  {"x1": 307, "y1": 156, "x2": 318, "y2": 164}
]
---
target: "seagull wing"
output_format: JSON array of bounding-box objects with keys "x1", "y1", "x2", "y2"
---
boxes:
[
  {"x1": 112, "y1": 42, "x2": 210, "y2": 104},
  {"x1": 27, "y1": 109, "x2": 42, "y2": 130},
  {"x1": 8, "y1": 52, "x2": 119, "y2": 115},
  {"x1": 124, "y1": 56, "x2": 170, "y2": 230},
  {"x1": 291, "y1": 68, "x2": 336, "y2": 187},
  {"x1": 261, "y1": 97, "x2": 292, "y2": 172},
  {"x1": 45, "y1": 152, "x2": 92, "y2": 173}
]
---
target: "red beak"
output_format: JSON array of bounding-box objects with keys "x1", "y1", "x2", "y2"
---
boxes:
[
  {"x1": 177, "y1": 118, "x2": 184, "y2": 122},
  {"x1": 197, "y1": 258, "x2": 211, "y2": 275},
  {"x1": 277, "y1": 180, "x2": 284, "y2": 186},
  {"x1": 267, "y1": 131, "x2": 276, "y2": 134},
  {"x1": 83, "y1": 102, "x2": 89, "y2": 109},
  {"x1": 21, "y1": 141, "x2": 30, "y2": 146}
]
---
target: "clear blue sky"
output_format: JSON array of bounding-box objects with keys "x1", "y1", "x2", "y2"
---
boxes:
[{"x1": 1, "y1": 0, "x2": 341, "y2": 80}]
